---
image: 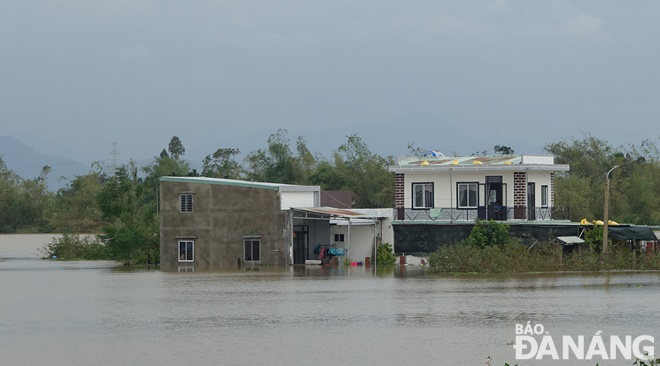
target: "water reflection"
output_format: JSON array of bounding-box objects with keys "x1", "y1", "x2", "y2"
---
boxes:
[{"x1": 1, "y1": 258, "x2": 659, "y2": 366}]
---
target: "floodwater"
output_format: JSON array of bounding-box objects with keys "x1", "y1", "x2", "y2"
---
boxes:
[{"x1": 1, "y1": 235, "x2": 659, "y2": 366}]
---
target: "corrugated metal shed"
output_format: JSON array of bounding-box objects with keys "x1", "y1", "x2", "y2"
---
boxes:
[{"x1": 556, "y1": 236, "x2": 585, "y2": 245}]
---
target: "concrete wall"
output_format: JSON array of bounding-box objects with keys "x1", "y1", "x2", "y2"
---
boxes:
[
  {"x1": 394, "y1": 223, "x2": 580, "y2": 254},
  {"x1": 280, "y1": 191, "x2": 317, "y2": 210},
  {"x1": 160, "y1": 181, "x2": 288, "y2": 271}
]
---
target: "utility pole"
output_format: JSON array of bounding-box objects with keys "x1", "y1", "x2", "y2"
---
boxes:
[{"x1": 602, "y1": 165, "x2": 619, "y2": 254}]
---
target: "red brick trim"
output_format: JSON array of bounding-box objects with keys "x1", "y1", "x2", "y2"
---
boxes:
[{"x1": 395, "y1": 173, "x2": 405, "y2": 208}]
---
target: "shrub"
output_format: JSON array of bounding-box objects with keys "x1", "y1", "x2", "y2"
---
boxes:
[
  {"x1": 376, "y1": 243, "x2": 396, "y2": 265},
  {"x1": 41, "y1": 234, "x2": 110, "y2": 260},
  {"x1": 428, "y1": 240, "x2": 660, "y2": 273},
  {"x1": 463, "y1": 219, "x2": 511, "y2": 249}
]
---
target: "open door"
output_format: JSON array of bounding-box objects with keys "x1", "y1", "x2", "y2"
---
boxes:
[
  {"x1": 486, "y1": 176, "x2": 504, "y2": 220},
  {"x1": 477, "y1": 183, "x2": 487, "y2": 219},
  {"x1": 293, "y1": 225, "x2": 308, "y2": 264},
  {"x1": 527, "y1": 183, "x2": 536, "y2": 220}
]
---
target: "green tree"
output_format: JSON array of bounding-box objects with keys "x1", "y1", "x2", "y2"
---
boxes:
[
  {"x1": 546, "y1": 136, "x2": 660, "y2": 225},
  {"x1": 493, "y1": 145, "x2": 515, "y2": 155},
  {"x1": 334, "y1": 135, "x2": 394, "y2": 208},
  {"x1": 0, "y1": 157, "x2": 23, "y2": 232},
  {"x1": 98, "y1": 162, "x2": 159, "y2": 265},
  {"x1": 0, "y1": 163, "x2": 54, "y2": 233},
  {"x1": 245, "y1": 130, "x2": 317, "y2": 184},
  {"x1": 202, "y1": 147, "x2": 242, "y2": 179},
  {"x1": 142, "y1": 137, "x2": 191, "y2": 207},
  {"x1": 167, "y1": 136, "x2": 185, "y2": 159},
  {"x1": 47, "y1": 165, "x2": 105, "y2": 232}
]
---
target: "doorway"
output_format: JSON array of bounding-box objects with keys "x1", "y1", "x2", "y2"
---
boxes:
[
  {"x1": 293, "y1": 225, "x2": 308, "y2": 264},
  {"x1": 486, "y1": 176, "x2": 504, "y2": 220},
  {"x1": 527, "y1": 182, "x2": 536, "y2": 220}
]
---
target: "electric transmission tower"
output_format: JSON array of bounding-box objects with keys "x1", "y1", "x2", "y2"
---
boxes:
[{"x1": 110, "y1": 142, "x2": 119, "y2": 172}]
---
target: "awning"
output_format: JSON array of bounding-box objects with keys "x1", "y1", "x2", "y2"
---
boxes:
[
  {"x1": 292, "y1": 207, "x2": 389, "y2": 219},
  {"x1": 557, "y1": 236, "x2": 585, "y2": 245},
  {"x1": 609, "y1": 226, "x2": 658, "y2": 241}
]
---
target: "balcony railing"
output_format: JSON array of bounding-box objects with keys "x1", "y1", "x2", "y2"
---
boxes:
[{"x1": 396, "y1": 206, "x2": 570, "y2": 222}]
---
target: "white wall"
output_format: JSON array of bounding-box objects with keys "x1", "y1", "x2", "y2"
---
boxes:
[
  {"x1": 527, "y1": 171, "x2": 554, "y2": 208},
  {"x1": 403, "y1": 170, "x2": 556, "y2": 209},
  {"x1": 329, "y1": 214, "x2": 394, "y2": 262},
  {"x1": 280, "y1": 191, "x2": 317, "y2": 210},
  {"x1": 331, "y1": 224, "x2": 374, "y2": 262},
  {"x1": 403, "y1": 171, "x2": 516, "y2": 209},
  {"x1": 521, "y1": 155, "x2": 554, "y2": 165}
]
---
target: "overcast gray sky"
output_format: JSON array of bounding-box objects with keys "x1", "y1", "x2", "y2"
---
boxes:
[{"x1": 1, "y1": 0, "x2": 659, "y2": 165}]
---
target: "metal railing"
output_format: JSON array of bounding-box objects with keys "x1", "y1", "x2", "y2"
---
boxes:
[{"x1": 396, "y1": 206, "x2": 570, "y2": 222}]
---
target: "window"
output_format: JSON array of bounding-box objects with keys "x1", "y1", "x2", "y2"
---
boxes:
[
  {"x1": 244, "y1": 239, "x2": 261, "y2": 262},
  {"x1": 179, "y1": 193, "x2": 193, "y2": 213},
  {"x1": 334, "y1": 234, "x2": 345, "y2": 242},
  {"x1": 458, "y1": 183, "x2": 478, "y2": 209},
  {"x1": 541, "y1": 185, "x2": 548, "y2": 207},
  {"x1": 178, "y1": 240, "x2": 194, "y2": 262},
  {"x1": 412, "y1": 183, "x2": 434, "y2": 209}
]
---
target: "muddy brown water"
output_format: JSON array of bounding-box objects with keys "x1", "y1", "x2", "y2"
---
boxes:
[{"x1": 1, "y1": 234, "x2": 659, "y2": 365}]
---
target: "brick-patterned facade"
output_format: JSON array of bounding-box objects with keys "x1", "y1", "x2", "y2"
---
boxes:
[
  {"x1": 550, "y1": 173, "x2": 555, "y2": 207},
  {"x1": 394, "y1": 173, "x2": 405, "y2": 208},
  {"x1": 513, "y1": 171, "x2": 527, "y2": 219}
]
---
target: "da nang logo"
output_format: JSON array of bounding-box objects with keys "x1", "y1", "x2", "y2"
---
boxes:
[{"x1": 513, "y1": 322, "x2": 655, "y2": 361}]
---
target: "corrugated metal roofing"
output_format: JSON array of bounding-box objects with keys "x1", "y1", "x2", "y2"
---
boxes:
[
  {"x1": 397, "y1": 155, "x2": 522, "y2": 166},
  {"x1": 389, "y1": 155, "x2": 569, "y2": 172},
  {"x1": 160, "y1": 176, "x2": 319, "y2": 192},
  {"x1": 293, "y1": 207, "x2": 389, "y2": 218},
  {"x1": 557, "y1": 236, "x2": 585, "y2": 244}
]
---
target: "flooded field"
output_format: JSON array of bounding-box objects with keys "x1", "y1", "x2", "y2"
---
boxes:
[{"x1": 1, "y1": 235, "x2": 659, "y2": 366}]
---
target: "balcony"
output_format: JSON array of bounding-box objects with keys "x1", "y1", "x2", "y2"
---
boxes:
[{"x1": 395, "y1": 206, "x2": 570, "y2": 222}]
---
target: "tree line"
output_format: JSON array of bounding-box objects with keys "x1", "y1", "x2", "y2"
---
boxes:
[{"x1": 1, "y1": 132, "x2": 658, "y2": 263}]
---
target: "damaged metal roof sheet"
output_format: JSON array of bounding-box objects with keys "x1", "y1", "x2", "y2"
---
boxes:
[
  {"x1": 292, "y1": 207, "x2": 390, "y2": 218},
  {"x1": 397, "y1": 155, "x2": 521, "y2": 166},
  {"x1": 388, "y1": 155, "x2": 569, "y2": 173}
]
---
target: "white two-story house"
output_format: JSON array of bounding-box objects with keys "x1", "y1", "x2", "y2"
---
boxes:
[{"x1": 388, "y1": 154, "x2": 570, "y2": 222}]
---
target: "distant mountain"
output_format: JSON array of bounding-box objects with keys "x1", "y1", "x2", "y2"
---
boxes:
[{"x1": 0, "y1": 136, "x2": 91, "y2": 191}]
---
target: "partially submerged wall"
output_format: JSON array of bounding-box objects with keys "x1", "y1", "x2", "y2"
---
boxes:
[
  {"x1": 160, "y1": 181, "x2": 288, "y2": 271},
  {"x1": 393, "y1": 223, "x2": 580, "y2": 255}
]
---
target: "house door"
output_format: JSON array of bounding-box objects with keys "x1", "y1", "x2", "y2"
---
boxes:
[
  {"x1": 477, "y1": 183, "x2": 487, "y2": 219},
  {"x1": 527, "y1": 183, "x2": 536, "y2": 220},
  {"x1": 486, "y1": 176, "x2": 504, "y2": 220},
  {"x1": 293, "y1": 225, "x2": 308, "y2": 264}
]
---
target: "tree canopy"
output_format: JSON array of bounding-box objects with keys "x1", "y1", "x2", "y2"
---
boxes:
[{"x1": 1, "y1": 134, "x2": 658, "y2": 251}]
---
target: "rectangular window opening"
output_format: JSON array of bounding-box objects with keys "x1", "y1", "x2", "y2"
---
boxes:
[
  {"x1": 541, "y1": 185, "x2": 548, "y2": 208},
  {"x1": 458, "y1": 183, "x2": 478, "y2": 209},
  {"x1": 179, "y1": 193, "x2": 193, "y2": 213},
  {"x1": 178, "y1": 240, "x2": 194, "y2": 262},
  {"x1": 244, "y1": 239, "x2": 261, "y2": 262},
  {"x1": 412, "y1": 182, "x2": 434, "y2": 209}
]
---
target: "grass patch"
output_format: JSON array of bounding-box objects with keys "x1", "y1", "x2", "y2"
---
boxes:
[
  {"x1": 428, "y1": 219, "x2": 660, "y2": 273},
  {"x1": 429, "y1": 241, "x2": 660, "y2": 273}
]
